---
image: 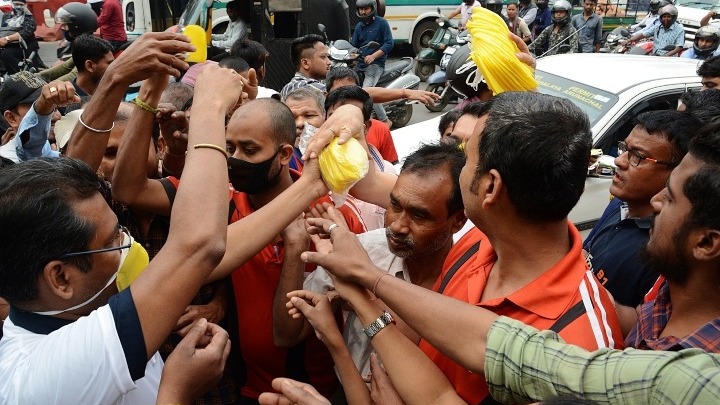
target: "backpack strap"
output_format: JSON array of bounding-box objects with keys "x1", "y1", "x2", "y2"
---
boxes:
[{"x1": 438, "y1": 241, "x2": 481, "y2": 294}]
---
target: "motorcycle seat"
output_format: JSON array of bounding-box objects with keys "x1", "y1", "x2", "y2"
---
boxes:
[{"x1": 377, "y1": 58, "x2": 413, "y2": 84}]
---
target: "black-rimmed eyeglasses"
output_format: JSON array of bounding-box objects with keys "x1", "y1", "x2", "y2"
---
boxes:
[
  {"x1": 59, "y1": 225, "x2": 132, "y2": 259},
  {"x1": 617, "y1": 141, "x2": 676, "y2": 167}
]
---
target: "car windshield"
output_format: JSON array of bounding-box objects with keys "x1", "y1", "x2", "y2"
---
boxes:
[
  {"x1": 535, "y1": 71, "x2": 618, "y2": 127},
  {"x1": 675, "y1": 0, "x2": 718, "y2": 10}
]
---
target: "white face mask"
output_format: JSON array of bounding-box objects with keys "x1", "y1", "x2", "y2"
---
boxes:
[{"x1": 32, "y1": 233, "x2": 135, "y2": 316}]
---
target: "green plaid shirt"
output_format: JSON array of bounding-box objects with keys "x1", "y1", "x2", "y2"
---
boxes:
[{"x1": 485, "y1": 316, "x2": 720, "y2": 404}]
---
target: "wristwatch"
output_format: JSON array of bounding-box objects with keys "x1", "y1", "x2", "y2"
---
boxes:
[{"x1": 363, "y1": 311, "x2": 395, "y2": 338}]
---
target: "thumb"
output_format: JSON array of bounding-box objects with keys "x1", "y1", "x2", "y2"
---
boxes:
[
  {"x1": 290, "y1": 296, "x2": 315, "y2": 316},
  {"x1": 176, "y1": 317, "x2": 209, "y2": 350},
  {"x1": 248, "y1": 68, "x2": 258, "y2": 85},
  {"x1": 300, "y1": 250, "x2": 330, "y2": 267}
]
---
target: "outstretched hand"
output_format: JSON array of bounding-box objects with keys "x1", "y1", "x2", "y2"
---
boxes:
[
  {"x1": 286, "y1": 290, "x2": 343, "y2": 347},
  {"x1": 259, "y1": 378, "x2": 331, "y2": 405}
]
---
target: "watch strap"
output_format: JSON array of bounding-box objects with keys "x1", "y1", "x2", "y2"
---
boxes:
[{"x1": 363, "y1": 310, "x2": 395, "y2": 338}]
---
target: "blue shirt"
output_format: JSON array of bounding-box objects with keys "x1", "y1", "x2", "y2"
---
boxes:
[
  {"x1": 583, "y1": 198, "x2": 657, "y2": 307},
  {"x1": 681, "y1": 47, "x2": 720, "y2": 60},
  {"x1": 641, "y1": 22, "x2": 685, "y2": 55},
  {"x1": 0, "y1": 104, "x2": 60, "y2": 163},
  {"x1": 533, "y1": 7, "x2": 551, "y2": 37},
  {"x1": 571, "y1": 13, "x2": 603, "y2": 53},
  {"x1": 351, "y1": 16, "x2": 393, "y2": 69}
]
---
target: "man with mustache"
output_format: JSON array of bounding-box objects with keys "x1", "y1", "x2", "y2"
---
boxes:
[{"x1": 274, "y1": 141, "x2": 467, "y2": 380}]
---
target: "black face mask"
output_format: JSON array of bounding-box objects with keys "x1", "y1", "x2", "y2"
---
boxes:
[{"x1": 227, "y1": 147, "x2": 283, "y2": 194}]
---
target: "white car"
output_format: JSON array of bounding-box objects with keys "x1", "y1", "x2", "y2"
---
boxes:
[{"x1": 391, "y1": 53, "x2": 703, "y2": 231}]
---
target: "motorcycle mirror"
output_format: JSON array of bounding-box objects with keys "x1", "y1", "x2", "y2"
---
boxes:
[
  {"x1": 367, "y1": 41, "x2": 380, "y2": 50},
  {"x1": 437, "y1": 6, "x2": 441, "y2": 14},
  {"x1": 317, "y1": 24, "x2": 326, "y2": 33},
  {"x1": 620, "y1": 29, "x2": 630, "y2": 37}
]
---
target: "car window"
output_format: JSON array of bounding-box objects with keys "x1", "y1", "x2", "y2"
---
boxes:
[
  {"x1": 536, "y1": 71, "x2": 619, "y2": 127},
  {"x1": 595, "y1": 91, "x2": 685, "y2": 154}
]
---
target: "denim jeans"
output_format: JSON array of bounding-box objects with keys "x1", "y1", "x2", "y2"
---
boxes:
[{"x1": 361, "y1": 63, "x2": 388, "y2": 121}]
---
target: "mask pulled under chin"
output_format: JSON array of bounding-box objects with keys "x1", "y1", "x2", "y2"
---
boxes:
[{"x1": 32, "y1": 234, "x2": 149, "y2": 316}]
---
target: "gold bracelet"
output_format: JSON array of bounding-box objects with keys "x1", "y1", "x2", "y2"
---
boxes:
[
  {"x1": 132, "y1": 97, "x2": 159, "y2": 114},
  {"x1": 192, "y1": 143, "x2": 228, "y2": 158}
]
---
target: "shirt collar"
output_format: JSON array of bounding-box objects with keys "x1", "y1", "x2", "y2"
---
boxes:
[{"x1": 8, "y1": 306, "x2": 73, "y2": 335}]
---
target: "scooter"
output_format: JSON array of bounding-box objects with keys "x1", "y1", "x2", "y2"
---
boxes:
[
  {"x1": 424, "y1": 29, "x2": 469, "y2": 113},
  {"x1": 322, "y1": 25, "x2": 421, "y2": 128},
  {"x1": 0, "y1": 35, "x2": 46, "y2": 83},
  {"x1": 414, "y1": 7, "x2": 459, "y2": 82}
]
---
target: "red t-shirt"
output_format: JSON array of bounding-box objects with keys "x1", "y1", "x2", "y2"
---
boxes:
[
  {"x1": 367, "y1": 119, "x2": 398, "y2": 164},
  {"x1": 97, "y1": 0, "x2": 127, "y2": 42},
  {"x1": 228, "y1": 181, "x2": 366, "y2": 399},
  {"x1": 419, "y1": 225, "x2": 625, "y2": 404}
]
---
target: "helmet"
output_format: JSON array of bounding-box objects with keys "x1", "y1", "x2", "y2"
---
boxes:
[
  {"x1": 649, "y1": 0, "x2": 661, "y2": 12},
  {"x1": 551, "y1": 0, "x2": 572, "y2": 27},
  {"x1": 55, "y1": 2, "x2": 98, "y2": 41},
  {"x1": 486, "y1": 0, "x2": 504, "y2": 15},
  {"x1": 355, "y1": 0, "x2": 377, "y2": 23},
  {"x1": 693, "y1": 25, "x2": 720, "y2": 57},
  {"x1": 536, "y1": 0, "x2": 548, "y2": 9},
  {"x1": 445, "y1": 44, "x2": 487, "y2": 99},
  {"x1": 659, "y1": 4, "x2": 678, "y2": 24}
]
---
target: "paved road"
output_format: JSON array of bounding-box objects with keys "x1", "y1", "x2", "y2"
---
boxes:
[{"x1": 37, "y1": 41, "x2": 448, "y2": 126}]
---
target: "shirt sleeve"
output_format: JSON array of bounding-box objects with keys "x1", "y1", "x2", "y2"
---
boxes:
[
  {"x1": 15, "y1": 104, "x2": 60, "y2": 161},
  {"x1": 522, "y1": 8, "x2": 537, "y2": 26},
  {"x1": 529, "y1": 26, "x2": 549, "y2": 53},
  {"x1": 674, "y1": 26, "x2": 685, "y2": 46},
  {"x1": 485, "y1": 316, "x2": 720, "y2": 405},
  {"x1": 380, "y1": 19, "x2": 394, "y2": 56},
  {"x1": 595, "y1": 17, "x2": 604, "y2": 44}
]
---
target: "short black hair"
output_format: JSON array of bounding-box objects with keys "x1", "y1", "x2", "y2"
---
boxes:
[
  {"x1": 632, "y1": 110, "x2": 701, "y2": 163},
  {"x1": 226, "y1": 0, "x2": 240, "y2": 11},
  {"x1": 326, "y1": 66, "x2": 360, "y2": 91},
  {"x1": 0, "y1": 157, "x2": 102, "y2": 305},
  {"x1": 474, "y1": 92, "x2": 592, "y2": 222},
  {"x1": 680, "y1": 89, "x2": 720, "y2": 125},
  {"x1": 460, "y1": 101, "x2": 488, "y2": 118},
  {"x1": 219, "y1": 56, "x2": 250, "y2": 73},
  {"x1": 325, "y1": 86, "x2": 373, "y2": 121},
  {"x1": 682, "y1": 127, "x2": 720, "y2": 239},
  {"x1": 71, "y1": 34, "x2": 113, "y2": 73},
  {"x1": 402, "y1": 142, "x2": 466, "y2": 215},
  {"x1": 230, "y1": 39, "x2": 269, "y2": 72},
  {"x1": 698, "y1": 55, "x2": 720, "y2": 78},
  {"x1": 231, "y1": 98, "x2": 296, "y2": 145},
  {"x1": 438, "y1": 109, "x2": 463, "y2": 135},
  {"x1": 290, "y1": 34, "x2": 325, "y2": 68}
]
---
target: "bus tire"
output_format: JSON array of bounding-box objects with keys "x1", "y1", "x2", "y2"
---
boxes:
[{"x1": 411, "y1": 20, "x2": 438, "y2": 55}]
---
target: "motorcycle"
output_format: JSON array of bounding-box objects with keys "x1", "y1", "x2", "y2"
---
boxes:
[
  {"x1": 322, "y1": 25, "x2": 421, "y2": 128},
  {"x1": 414, "y1": 7, "x2": 459, "y2": 82},
  {"x1": 424, "y1": 29, "x2": 469, "y2": 113},
  {"x1": 0, "y1": 35, "x2": 46, "y2": 83}
]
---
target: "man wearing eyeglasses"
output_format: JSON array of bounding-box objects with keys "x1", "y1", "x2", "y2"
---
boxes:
[{"x1": 583, "y1": 110, "x2": 702, "y2": 309}]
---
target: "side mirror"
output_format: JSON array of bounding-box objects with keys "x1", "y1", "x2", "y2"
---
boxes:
[
  {"x1": 620, "y1": 29, "x2": 630, "y2": 37},
  {"x1": 437, "y1": 6, "x2": 441, "y2": 14},
  {"x1": 367, "y1": 41, "x2": 380, "y2": 50},
  {"x1": 318, "y1": 23, "x2": 326, "y2": 33}
]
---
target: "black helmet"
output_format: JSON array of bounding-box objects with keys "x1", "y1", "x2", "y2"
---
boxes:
[
  {"x1": 55, "y1": 2, "x2": 98, "y2": 41},
  {"x1": 536, "y1": 0, "x2": 549, "y2": 9},
  {"x1": 649, "y1": 0, "x2": 661, "y2": 12},
  {"x1": 694, "y1": 25, "x2": 720, "y2": 57},
  {"x1": 355, "y1": 0, "x2": 377, "y2": 23},
  {"x1": 445, "y1": 44, "x2": 487, "y2": 99},
  {"x1": 486, "y1": 0, "x2": 504, "y2": 15},
  {"x1": 551, "y1": 0, "x2": 572, "y2": 27},
  {"x1": 659, "y1": 4, "x2": 678, "y2": 24}
]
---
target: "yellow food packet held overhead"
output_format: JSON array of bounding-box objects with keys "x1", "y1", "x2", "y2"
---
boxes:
[
  {"x1": 183, "y1": 24, "x2": 207, "y2": 63},
  {"x1": 318, "y1": 137, "x2": 369, "y2": 194},
  {"x1": 466, "y1": 7, "x2": 537, "y2": 95}
]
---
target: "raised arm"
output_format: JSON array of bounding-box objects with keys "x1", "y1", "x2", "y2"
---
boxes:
[
  {"x1": 130, "y1": 64, "x2": 243, "y2": 358},
  {"x1": 65, "y1": 32, "x2": 194, "y2": 171},
  {"x1": 111, "y1": 80, "x2": 175, "y2": 216}
]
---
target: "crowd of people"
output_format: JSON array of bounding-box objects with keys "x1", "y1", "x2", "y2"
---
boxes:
[{"x1": 2, "y1": 0, "x2": 720, "y2": 404}]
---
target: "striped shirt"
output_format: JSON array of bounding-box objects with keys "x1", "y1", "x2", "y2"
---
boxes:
[{"x1": 486, "y1": 316, "x2": 720, "y2": 405}]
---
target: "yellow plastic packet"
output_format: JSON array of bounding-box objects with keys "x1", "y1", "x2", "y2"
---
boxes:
[
  {"x1": 466, "y1": 7, "x2": 537, "y2": 95},
  {"x1": 182, "y1": 24, "x2": 207, "y2": 63},
  {"x1": 318, "y1": 137, "x2": 369, "y2": 197}
]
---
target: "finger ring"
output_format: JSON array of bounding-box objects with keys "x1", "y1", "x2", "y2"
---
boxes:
[
  {"x1": 327, "y1": 223, "x2": 339, "y2": 233},
  {"x1": 49, "y1": 87, "x2": 57, "y2": 93},
  {"x1": 328, "y1": 127, "x2": 337, "y2": 136}
]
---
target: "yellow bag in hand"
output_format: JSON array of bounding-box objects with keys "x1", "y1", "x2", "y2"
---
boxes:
[
  {"x1": 466, "y1": 7, "x2": 537, "y2": 95},
  {"x1": 318, "y1": 137, "x2": 369, "y2": 195},
  {"x1": 182, "y1": 24, "x2": 207, "y2": 63}
]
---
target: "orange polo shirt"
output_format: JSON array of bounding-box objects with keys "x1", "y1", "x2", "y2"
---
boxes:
[{"x1": 419, "y1": 224, "x2": 624, "y2": 404}]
